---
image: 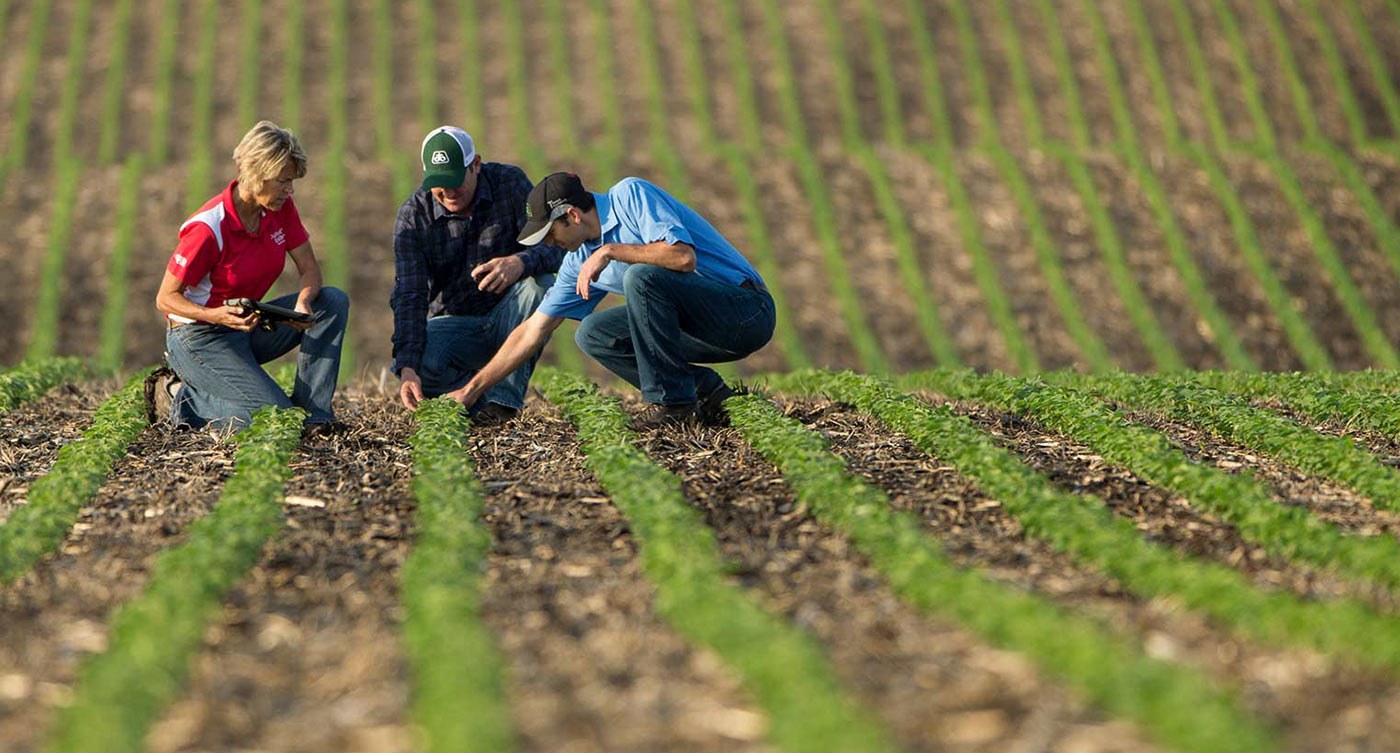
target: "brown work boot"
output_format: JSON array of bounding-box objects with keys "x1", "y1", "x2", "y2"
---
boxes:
[
  {"x1": 632, "y1": 401, "x2": 699, "y2": 431},
  {"x1": 143, "y1": 366, "x2": 181, "y2": 425},
  {"x1": 472, "y1": 402, "x2": 521, "y2": 426},
  {"x1": 697, "y1": 382, "x2": 744, "y2": 427}
]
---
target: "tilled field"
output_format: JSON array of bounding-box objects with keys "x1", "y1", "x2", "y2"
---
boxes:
[
  {"x1": 4, "y1": 378, "x2": 1400, "y2": 752},
  {"x1": 8, "y1": 0, "x2": 1400, "y2": 751}
]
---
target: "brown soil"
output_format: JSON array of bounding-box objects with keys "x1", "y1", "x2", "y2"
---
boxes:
[
  {"x1": 0, "y1": 402, "x2": 231, "y2": 753},
  {"x1": 882, "y1": 146, "x2": 1015, "y2": 371},
  {"x1": 472, "y1": 398, "x2": 775, "y2": 753},
  {"x1": 638, "y1": 400, "x2": 1165, "y2": 753},
  {"x1": 1154, "y1": 153, "x2": 1302, "y2": 370},
  {"x1": 793, "y1": 396, "x2": 1400, "y2": 752},
  {"x1": 958, "y1": 152, "x2": 1082, "y2": 370},
  {"x1": 1020, "y1": 149, "x2": 1158, "y2": 371},
  {"x1": 1082, "y1": 152, "x2": 1226, "y2": 369},
  {"x1": 147, "y1": 392, "x2": 415, "y2": 753},
  {"x1": 1225, "y1": 152, "x2": 1371, "y2": 369}
]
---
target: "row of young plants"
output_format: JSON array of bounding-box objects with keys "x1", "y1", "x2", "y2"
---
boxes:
[
  {"x1": 1005, "y1": 0, "x2": 1184, "y2": 371},
  {"x1": 898, "y1": 369, "x2": 1400, "y2": 593},
  {"x1": 710, "y1": 0, "x2": 812, "y2": 370},
  {"x1": 95, "y1": 0, "x2": 136, "y2": 163},
  {"x1": 534, "y1": 367, "x2": 895, "y2": 753},
  {"x1": 98, "y1": 156, "x2": 145, "y2": 371},
  {"x1": 1197, "y1": 0, "x2": 1400, "y2": 368},
  {"x1": 0, "y1": 372, "x2": 147, "y2": 584},
  {"x1": 980, "y1": 0, "x2": 1114, "y2": 372},
  {"x1": 146, "y1": 0, "x2": 181, "y2": 165},
  {"x1": 727, "y1": 384, "x2": 1277, "y2": 753},
  {"x1": 1339, "y1": 0, "x2": 1400, "y2": 142},
  {"x1": 402, "y1": 398, "x2": 515, "y2": 753},
  {"x1": 1069, "y1": 0, "x2": 1255, "y2": 370},
  {"x1": 765, "y1": 369, "x2": 1400, "y2": 677},
  {"x1": 907, "y1": 0, "x2": 1038, "y2": 372},
  {"x1": 752, "y1": 0, "x2": 889, "y2": 374},
  {"x1": 0, "y1": 357, "x2": 90, "y2": 412},
  {"x1": 828, "y1": 0, "x2": 970, "y2": 369},
  {"x1": 24, "y1": 0, "x2": 96, "y2": 363},
  {"x1": 46, "y1": 406, "x2": 304, "y2": 753},
  {"x1": 1244, "y1": 0, "x2": 1400, "y2": 320},
  {"x1": 1187, "y1": 369, "x2": 1400, "y2": 440},
  {"x1": 1047, "y1": 371, "x2": 1400, "y2": 514},
  {"x1": 0, "y1": 0, "x2": 53, "y2": 187}
]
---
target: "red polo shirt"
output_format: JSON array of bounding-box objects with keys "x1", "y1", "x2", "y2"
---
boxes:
[{"x1": 166, "y1": 181, "x2": 310, "y2": 322}]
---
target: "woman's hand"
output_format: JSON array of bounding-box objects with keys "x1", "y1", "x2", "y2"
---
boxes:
[
  {"x1": 286, "y1": 298, "x2": 316, "y2": 331},
  {"x1": 213, "y1": 305, "x2": 260, "y2": 331}
]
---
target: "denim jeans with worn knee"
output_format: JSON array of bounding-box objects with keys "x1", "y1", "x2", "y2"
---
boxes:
[
  {"x1": 165, "y1": 286, "x2": 350, "y2": 430},
  {"x1": 417, "y1": 275, "x2": 551, "y2": 411},
  {"x1": 574, "y1": 266, "x2": 775, "y2": 405}
]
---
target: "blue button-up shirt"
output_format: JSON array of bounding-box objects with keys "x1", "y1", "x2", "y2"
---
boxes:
[
  {"x1": 538, "y1": 177, "x2": 764, "y2": 320},
  {"x1": 391, "y1": 162, "x2": 565, "y2": 374}
]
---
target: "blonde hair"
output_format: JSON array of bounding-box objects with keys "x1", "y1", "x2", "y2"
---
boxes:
[{"x1": 233, "y1": 120, "x2": 307, "y2": 196}]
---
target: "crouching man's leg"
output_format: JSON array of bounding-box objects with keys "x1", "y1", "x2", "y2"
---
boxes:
[
  {"x1": 165, "y1": 323, "x2": 294, "y2": 431},
  {"x1": 577, "y1": 265, "x2": 774, "y2": 427},
  {"x1": 256, "y1": 287, "x2": 351, "y2": 425},
  {"x1": 420, "y1": 277, "x2": 548, "y2": 415}
]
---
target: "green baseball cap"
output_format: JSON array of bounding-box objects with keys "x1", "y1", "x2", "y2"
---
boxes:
[{"x1": 419, "y1": 126, "x2": 476, "y2": 191}]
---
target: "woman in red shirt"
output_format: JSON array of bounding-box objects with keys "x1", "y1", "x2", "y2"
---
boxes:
[{"x1": 149, "y1": 121, "x2": 349, "y2": 432}]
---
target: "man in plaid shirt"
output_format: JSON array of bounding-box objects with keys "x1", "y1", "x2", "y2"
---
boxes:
[{"x1": 390, "y1": 126, "x2": 565, "y2": 423}]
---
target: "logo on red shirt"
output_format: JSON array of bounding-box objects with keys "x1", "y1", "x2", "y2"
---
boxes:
[{"x1": 271, "y1": 228, "x2": 286, "y2": 246}]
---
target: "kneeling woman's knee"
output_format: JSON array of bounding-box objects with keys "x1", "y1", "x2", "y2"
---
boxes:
[{"x1": 316, "y1": 286, "x2": 350, "y2": 316}]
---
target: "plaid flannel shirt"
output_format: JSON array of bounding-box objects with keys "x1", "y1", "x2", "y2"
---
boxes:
[{"x1": 390, "y1": 162, "x2": 565, "y2": 375}]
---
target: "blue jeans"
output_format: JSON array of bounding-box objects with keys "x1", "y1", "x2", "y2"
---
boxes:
[
  {"x1": 417, "y1": 276, "x2": 550, "y2": 411},
  {"x1": 575, "y1": 266, "x2": 775, "y2": 405},
  {"x1": 165, "y1": 286, "x2": 350, "y2": 430}
]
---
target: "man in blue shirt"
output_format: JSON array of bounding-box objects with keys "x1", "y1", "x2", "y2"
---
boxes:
[
  {"x1": 389, "y1": 127, "x2": 565, "y2": 423},
  {"x1": 446, "y1": 172, "x2": 776, "y2": 427}
]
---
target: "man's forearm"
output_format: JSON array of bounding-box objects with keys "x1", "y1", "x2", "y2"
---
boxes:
[{"x1": 602, "y1": 241, "x2": 695, "y2": 272}]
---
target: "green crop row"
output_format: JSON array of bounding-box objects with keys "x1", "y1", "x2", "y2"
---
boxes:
[
  {"x1": 754, "y1": 0, "x2": 889, "y2": 374},
  {"x1": 1202, "y1": 0, "x2": 1399, "y2": 368},
  {"x1": 0, "y1": 0, "x2": 52, "y2": 185},
  {"x1": 628, "y1": 0, "x2": 689, "y2": 198},
  {"x1": 403, "y1": 398, "x2": 515, "y2": 753},
  {"x1": 857, "y1": 0, "x2": 906, "y2": 147},
  {"x1": 769, "y1": 369, "x2": 1400, "y2": 673},
  {"x1": 26, "y1": 160, "x2": 82, "y2": 362},
  {"x1": 235, "y1": 0, "x2": 261, "y2": 131},
  {"x1": 0, "y1": 372, "x2": 146, "y2": 584},
  {"x1": 988, "y1": 0, "x2": 1127, "y2": 369},
  {"x1": 1183, "y1": 143, "x2": 1334, "y2": 369},
  {"x1": 147, "y1": 0, "x2": 180, "y2": 164},
  {"x1": 1048, "y1": 141, "x2": 1186, "y2": 370},
  {"x1": 1008, "y1": 0, "x2": 1184, "y2": 370},
  {"x1": 95, "y1": 0, "x2": 135, "y2": 164},
  {"x1": 1341, "y1": 0, "x2": 1400, "y2": 140},
  {"x1": 728, "y1": 386, "x2": 1277, "y2": 753},
  {"x1": 535, "y1": 367, "x2": 894, "y2": 753},
  {"x1": 281, "y1": 0, "x2": 303, "y2": 130},
  {"x1": 98, "y1": 156, "x2": 145, "y2": 372},
  {"x1": 900, "y1": 369, "x2": 1400, "y2": 593},
  {"x1": 586, "y1": 0, "x2": 623, "y2": 181},
  {"x1": 52, "y1": 0, "x2": 93, "y2": 166},
  {"x1": 857, "y1": 146, "x2": 962, "y2": 367},
  {"x1": 1073, "y1": 0, "x2": 1254, "y2": 369},
  {"x1": 1054, "y1": 371, "x2": 1400, "y2": 513},
  {"x1": 1189, "y1": 370, "x2": 1400, "y2": 440},
  {"x1": 46, "y1": 406, "x2": 303, "y2": 753},
  {"x1": 928, "y1": 2, "x2": 1039, "y2": 372},
  {"x1": 184, "y1": 0, "x2": 219, "y2": 212},
  {"x1": 696, "y1": 0, "x2": 814, "y2": 370},
  {"x1": 1147, "y1": 0, "x2": 1334, "y2": 369},
  {"x1": 324, "y1": 0, "x2": 354, "y2": 380},
  {"x1": 0, "y1": 357, "x2": 90, "y2": 412},
  {"x1": 415, "y1": 0, "x2": 437, "y2": 130}
]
